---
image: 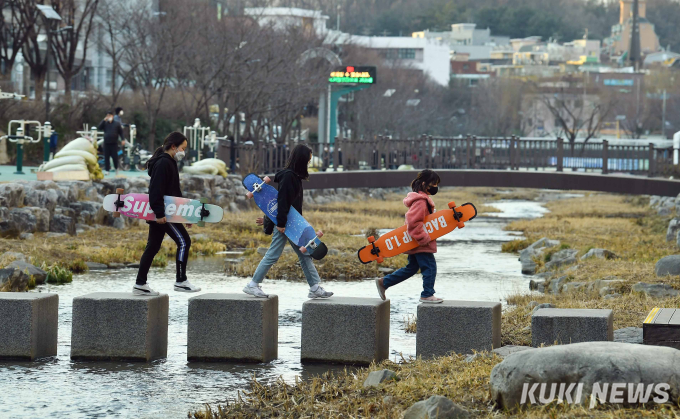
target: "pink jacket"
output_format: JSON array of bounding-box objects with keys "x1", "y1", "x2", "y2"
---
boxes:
[{"x1": 403, "y1": 192, "x2": 437, "y2": 255}]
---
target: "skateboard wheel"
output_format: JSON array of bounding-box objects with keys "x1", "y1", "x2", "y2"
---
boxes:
[
  {"x1": 376, "y1": 257, "x2": 384, "y2": 263},
  {"x1": 199, "y1": 197, "x2": 208, "y2": 204},
  {"x1": 448, "y1": 202, "x2": 456, "y2": 209},
  {"x1": 458, "y1": 222, "x2": 465, "y2": 229},
  {"x1": 300, "y1": 246, "x2": 307, "y2": 254},
  {"x1": 197, "y1": 221, "x2": 205, "y2": 227},
  {"x1": 367, "y1": 236, "x2": 375, "y2": 243},
  {"x1": 263, "y1": 176, "x2": 271, "y2": 183},
  {"x1": 246, "y1": 192, "x2": 254, "y2": 199},
  {"x1": 113, "y1": 212, "x2": 121, "y2": 218},
  {"x1": 116, "y1": 188, "x2": 124, "y2": 194},
  {"x1": 316, "y1": 231, "x2": 324, "y2": 238}
]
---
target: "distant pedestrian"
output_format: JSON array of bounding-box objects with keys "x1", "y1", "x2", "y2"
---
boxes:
[
  {"x1": 97, "y1": 110, "x2": 126, "y2": 176},
  {"x1": 375, "y1": 169, "x2": 443, "y2": 303}
]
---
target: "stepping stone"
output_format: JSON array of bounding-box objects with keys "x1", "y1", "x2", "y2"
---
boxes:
[
  {"x1": 301, "y1": 297, "x2": 389, "y2": 365},
  {"x1": 187, "y1": 293, "x2": 278, "y2": 362},
  {"x1": 417, "y1": 300, "x2": 501, "y2": 358},
  {"x1": 643, "y1": 307, "x2": 680, "y2": 349},
  {"x1": 532, "y1": 308, "x2": 613, "y2": 347},
  {"x1": 0, "y1": 293, "x2": 58, "y2": 360}
]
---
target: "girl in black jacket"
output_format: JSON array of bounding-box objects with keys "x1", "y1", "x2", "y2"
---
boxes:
[
  {"x1": 133, "y1": 132, "x2": 201, "y2": 296},
  {"x1": 245, "y1": 144, "x2": 333, "y2": 299}
]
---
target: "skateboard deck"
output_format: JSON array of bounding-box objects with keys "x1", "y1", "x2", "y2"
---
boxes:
[
  {"x1": 103, "y1": 190, "x2": 224, "y2": 226},
  {"x1": 357, "y1": 202, "x2": 477, "y2": 264},
  {"x1": 242, "y1": 173, "x2": 328, "y2": 260}
]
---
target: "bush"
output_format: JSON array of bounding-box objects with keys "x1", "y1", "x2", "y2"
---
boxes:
[
  {"x1": 45, "y1": 265, "x2": 73, "y2": 285},
  {"x1": 501, "y1": 239, "x2": 531, "y2": 253}
]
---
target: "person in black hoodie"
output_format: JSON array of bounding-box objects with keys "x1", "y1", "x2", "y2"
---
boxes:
[
  {"x1": 97, "y1": 110, "x2": 126, "y2": 176},
  {"x1": 133, "y1": 132, "x2": 201, "y2": 296},
  {"x1": 245, "y1": 144, "x2": 333, "y2": 299}
]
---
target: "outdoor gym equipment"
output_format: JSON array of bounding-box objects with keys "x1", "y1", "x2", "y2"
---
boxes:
[
  {"x1": 0, "y1": 120, "x2": 52, "y2": 175},
  {"x1": 183, "y1": 118, "x2": 211, "y2": 163}
]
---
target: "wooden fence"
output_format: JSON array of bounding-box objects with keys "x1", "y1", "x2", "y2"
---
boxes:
[{"x1": 215, "y1": 135, "x2": 676, "y2": 178}]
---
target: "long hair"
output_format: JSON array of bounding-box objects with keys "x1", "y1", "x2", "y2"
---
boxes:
[
  {"x1": 411, "y1": 169, "x2": 441, "y2": 193},
  {"x1": 148, "y1": 132, "x2": 188, "y2": 168},
  {"x1": 284, "y1": 144, "x2": 312, "y2": 180}
]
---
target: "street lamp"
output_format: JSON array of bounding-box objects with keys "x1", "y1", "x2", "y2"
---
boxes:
[{"x1": 36, "y1": 5, "x2": 71, "y2": 124}]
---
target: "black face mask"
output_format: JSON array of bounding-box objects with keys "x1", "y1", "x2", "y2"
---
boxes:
[{"x1": 428, "y1": 186, "x2": 439, "y2": 195}]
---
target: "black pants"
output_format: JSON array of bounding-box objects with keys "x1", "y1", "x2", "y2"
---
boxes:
[
  {"x1": 136, "y1": 222, "x2": 191, "y2": 285},
  {"x1": 104, "y1": 142, "x2": 119, "y2": 171}
]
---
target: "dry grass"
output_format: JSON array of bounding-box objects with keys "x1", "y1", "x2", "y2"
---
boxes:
[
  {"x1": 189, "y1": 191, "x2": 680, "y2": 418},
  {"x1": 192, "y1": 355, "x2": 680, "y2": 419}
]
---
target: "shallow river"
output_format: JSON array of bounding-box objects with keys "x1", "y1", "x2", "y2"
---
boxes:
[{"x1": 0, "y1": 200, "x2": 547, "y2": 418}]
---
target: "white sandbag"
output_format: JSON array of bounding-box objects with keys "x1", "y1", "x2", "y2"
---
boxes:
[
  {"x1": 182, "y1": 165, "x2": 218, "y2": 175},
  {"x1": 46, "y1": 163, "x2": 88, "y2": 172},
  {"x1": 61, "y1": 138, "x2": 97, "y2": 154},
  {"x1": 309, "y1": 156, "x2": 323, "y2": 168},
  {"x1": 193, "y1": 158, "x2": 227, "y2": 170},
  {"x1": 397, "y1": 164, "x2": 415, "y2": 171},
  {"x1": 54, "y1": 149, "x2": 97, "y2": 166},
  {"x1": 40, "y1": 155, "x2": 87, "y2": 171}
]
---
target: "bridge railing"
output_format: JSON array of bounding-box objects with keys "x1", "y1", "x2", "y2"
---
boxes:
[{"x1": 215, "y1": 136, "x2": 675, "y2": 178}]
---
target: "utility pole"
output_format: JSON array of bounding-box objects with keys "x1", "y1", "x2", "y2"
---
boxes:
[
  {"x1": 336, "y1": 4, "x2": 340, "y2": 31},
  {"x1": 662, "y1": 89, "x2": 667, "y2": 138},
  {"x1": 629, "y1": 0, "x2": 641, "y2": 71}
]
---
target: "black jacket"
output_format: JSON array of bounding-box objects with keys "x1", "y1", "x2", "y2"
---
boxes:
[
  {"x1": 147, "y1": 153, "x2": 182, "y2": 219},
  {"x1": 97, "y1": 119, "x2": 126, "y2": 144},
  {"x1": 270, "y1": 169, "x2": 304, "y2": 228}
]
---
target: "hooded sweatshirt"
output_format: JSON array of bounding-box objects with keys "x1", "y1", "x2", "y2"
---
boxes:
[
  {"x1": 273, "y1": 168, "x2": 304, "y2": 228},
  {"x1": 147, "y1": 153, "x2": 182, "y2": 219},
  {"x1": 404, "y1": 191, "x2": 437, "y2": 255}
]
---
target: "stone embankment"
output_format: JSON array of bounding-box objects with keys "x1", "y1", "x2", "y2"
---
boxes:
[{"x1": 0, "y1": 174, "x2": 391, "y2": 238}]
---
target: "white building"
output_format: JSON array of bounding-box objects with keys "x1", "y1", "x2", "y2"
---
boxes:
[
  {"x1": 412, "y1": 23, "x2": 510, "y2": 61},
  {"x1": 245, "y1": 7, "x2": 451, "y2": 86}
]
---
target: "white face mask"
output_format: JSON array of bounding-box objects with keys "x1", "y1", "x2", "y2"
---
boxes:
[{"x1": 175, "y1": 151, "x2": 185, "y2": 161}]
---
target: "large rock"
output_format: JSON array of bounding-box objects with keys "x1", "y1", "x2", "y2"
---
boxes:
[
  {"x1": 0, "y1": 268, "x2": 32, "y2": 291},
  {"x1": 403, "y1": 395, "x2": 470, "y2": 419},
  {"x1": 545, "y1": 248, "x2": 578, "y2": 270},
  {"x1": 9, "y1": 208, "x2": 37, "y2": 233},
  {"x1": 50, "y1": 214, "x2": 76, "y2": 236},
  {"x1": 490, "y1": 342, "x2": 680, "y2": 410},
  {"x1": 519, "y1": 238, "x2": 560, "y2": 275},
  {"x1": 580, "y1": 248, "x2": 617, "y2": 261},
  {"x1": 24, "y1": 207, "x2": 50, "y2": 232},
  {"x1": 667, "y1": 219, "x2": 680, "y2": 242},
  {"x1": 655, "y1": 255, "x2": 680, "y2": 276},
  {"x1": 0, "y1": 183, "x2": 25, "y2": 207},
  {"x1": 23, "y1": 188, "x2": 60, "y2": 214},
  {"x1": 632, "y1": 282, "x2": 680, "y2": 298},
  {"x1": 7, "y1": 260, "x2": 48, "y2": 285},
  {"x1": 363, "y1": 369, "x2": 397, "y2": 388},
  {"x1": 0, "y1": 207, "x2": 18, "y2": 237}
]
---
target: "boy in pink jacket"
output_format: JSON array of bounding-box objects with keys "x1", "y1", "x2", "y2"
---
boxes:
[{"x1": 375, "y1": 170, "x2": 443, "y2": 303}]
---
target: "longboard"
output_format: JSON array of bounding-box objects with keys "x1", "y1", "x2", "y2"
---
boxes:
[
  {"x1": 357, "y1": 202, "x2": 477, "y2": 264},
  {"x1": 242, "y1": 173, "x2": 328, "y2": 260},
  {"x1": 102, "y1": 189, "x2": 224, "y2": 226}
]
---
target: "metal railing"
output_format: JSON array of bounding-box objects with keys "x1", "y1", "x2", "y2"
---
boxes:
[{"x1": 215, "y1": 135, "x2": 675, "y2": 178}]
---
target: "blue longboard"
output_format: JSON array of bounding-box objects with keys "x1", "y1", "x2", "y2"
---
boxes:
[{"x1": 243, "y1": 173, "x2": 328, "y2": 260}]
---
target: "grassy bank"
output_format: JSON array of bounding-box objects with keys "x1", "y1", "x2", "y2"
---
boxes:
[
  {"x1": 0, "y1": 187, "x2": 499, "y2": 281},
  {"x1": 191, "y1": 191, "x2": 680, "y2": 418}
]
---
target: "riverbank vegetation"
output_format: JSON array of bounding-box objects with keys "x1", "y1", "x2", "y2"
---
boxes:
[
  {"x1": 192, "y1": 191, "x2": 680, "y2": 418},
  {"x1": 0, "y1": 187, "x2": 499, "y2": 281}
]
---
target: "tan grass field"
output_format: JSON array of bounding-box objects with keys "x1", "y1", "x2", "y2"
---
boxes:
[{"x1": 190, "y1": 191, "x2": 680, "y2": 418}]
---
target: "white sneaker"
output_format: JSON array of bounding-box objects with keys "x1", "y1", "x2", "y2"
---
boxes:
[
  {"x1": 243, "y1": 284, "x2": 269, "y2": 298},
  {"x1": 308, "y1": 286, "x2": 333, "y2": 299},
  {"x1": 133, "y1": 284, "x2": 159, "y2": 296},
  {"x1": 174, "y1": 280, "x2": 201, "y2": 293}
]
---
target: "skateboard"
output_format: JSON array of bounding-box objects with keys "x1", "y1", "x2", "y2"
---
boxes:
[
  {"x1": 242, "y1": 173, "x2": 328, "y2": 260},
  {"x1": 102, "y1": 189, "x2": 224, "y2": 226},
  {"x1": 357, "y1": 202, "x2": 477, "y2": 264}
]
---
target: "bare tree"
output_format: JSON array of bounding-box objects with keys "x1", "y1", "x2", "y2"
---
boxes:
[
  {"x1": 533, "y1": 77, "x2": 614, "y2": 155},
  {"x1": 19, "y1": 0, "x2": 48, "y2": 100},
  {"x1": 0, "y1": 0, "x2": 32, "y2": 85}
]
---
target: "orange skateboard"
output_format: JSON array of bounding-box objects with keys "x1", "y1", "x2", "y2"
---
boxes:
[{"x1": 357, "y1": 202, "x2": 477, "y2": 264}]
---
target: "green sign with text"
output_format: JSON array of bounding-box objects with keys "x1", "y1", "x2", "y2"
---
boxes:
[{"x1": 329, "y1": 66, "x2": 377, "y2": 84}]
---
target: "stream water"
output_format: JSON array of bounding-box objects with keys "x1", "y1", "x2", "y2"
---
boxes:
[{"x1": 0, "y1": 199, "x2": 548, "y2": 418}]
